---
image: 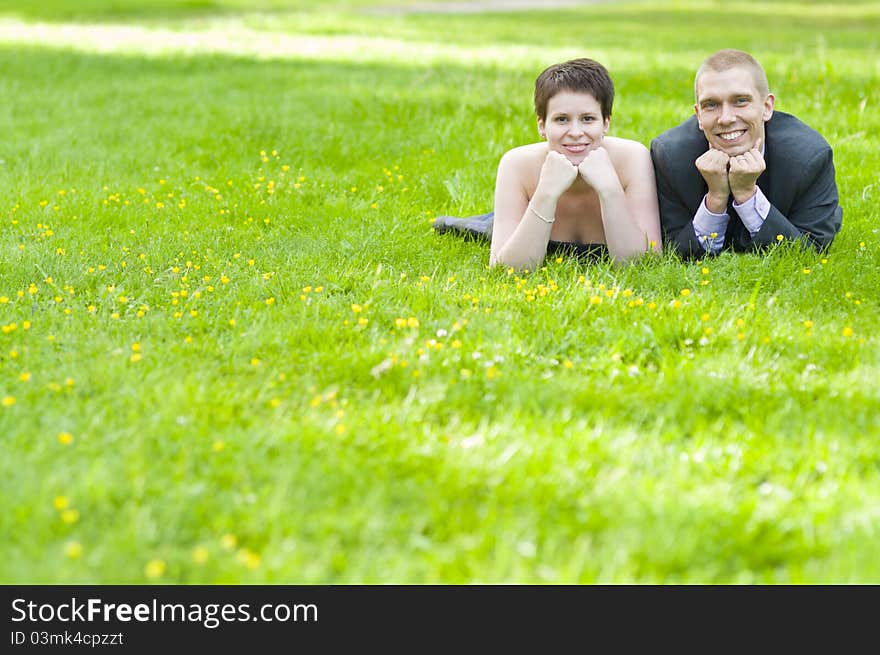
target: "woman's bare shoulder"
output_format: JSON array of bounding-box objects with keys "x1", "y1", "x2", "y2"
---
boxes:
[
  {"x1": 604, "y1": 136, "x2": 652, "y2": 183},
  {"x1": 604, "y1": 135, "x2": 650, "y2": 160},
  {"x1": 499, "y1": 142, "x2": 547, "y2": 167}
]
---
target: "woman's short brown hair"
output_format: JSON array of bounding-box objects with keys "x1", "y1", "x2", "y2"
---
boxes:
[{"x1": 534, "y1": 58, "x2": 614, "y2": 122}]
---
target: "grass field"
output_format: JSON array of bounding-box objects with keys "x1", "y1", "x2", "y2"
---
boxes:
[{"x1": 1, "y1": 0, "x2": 878, "y2": 583}]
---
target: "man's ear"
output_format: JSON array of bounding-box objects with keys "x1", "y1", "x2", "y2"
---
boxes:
[
  {"x1": 694, "y1": 103, "x2": 704, "y2": 132},
  {"x1": 763, "y1": 94, "x2": 776, "y2": 122}
]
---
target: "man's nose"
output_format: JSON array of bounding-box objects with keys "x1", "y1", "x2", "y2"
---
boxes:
[{"x1": 719, "y1": 103, "x2": 736, "y2": 123}]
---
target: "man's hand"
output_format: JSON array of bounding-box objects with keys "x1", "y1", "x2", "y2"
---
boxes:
[
  {"x1": 535, "y1": 150, "x2": 579, "y2": 201},
  {"x1": 695, "y1": 148, "x2": 730, "y2": 213},
  {"x1": 728, "y1": 138, "x2": 765, "y2": 204},
  {"x1": 577, "y1": 147, "x2": 620, "y2": 195}
]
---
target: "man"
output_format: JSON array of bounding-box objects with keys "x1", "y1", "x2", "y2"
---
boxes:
[{"x1": 650, "y1": 49, "x2": 842, "y2": 258}]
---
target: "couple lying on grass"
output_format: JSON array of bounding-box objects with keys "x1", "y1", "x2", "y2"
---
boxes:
[{"x1": 434, "y1": 49, "x2": 842, "y2": 269}]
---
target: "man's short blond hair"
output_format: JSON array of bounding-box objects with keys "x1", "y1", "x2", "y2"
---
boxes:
[{"x1": 694, "y1": 49, "x2": 770, "y2": 100}]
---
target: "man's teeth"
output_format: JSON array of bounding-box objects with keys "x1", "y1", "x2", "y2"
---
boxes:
[{"x1": 720, "y1": 131, "x2": 745, "y2": 141}]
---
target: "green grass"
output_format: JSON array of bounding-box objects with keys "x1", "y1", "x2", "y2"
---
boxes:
[{"x1": 0, "y1": 0, "x2": 879, "y2": 583}]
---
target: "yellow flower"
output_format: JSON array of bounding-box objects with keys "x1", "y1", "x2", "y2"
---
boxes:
[
  {"x1": 58, "y1": 432, "x2": 74, "y2": 445},
  {"x1": 64, "y1": 541, "x2": 83, "y2": 559},
  {"x1": 212, "y1": 440, "x2": 225, "y2": 452},
  {"x1": 19, "y1": 372, "x2": 31, "y2": 382},
  {"x1": 1, "y1": 396, "x2": 15, "y2": 407},
  {"x1": 61, "y1": 508, "x2": 80, "y2": 524},
  {"x1": 680, "y1": 288, "x2": 691, "y2": 297},
  {"x1": 589, "y1": 295, "x2": 602, "y2": 305},
  {"x1": 803, "y1": 320, "x2": 813, "y2": 329},
  {"x1": 237, "y1": 549, "x2": 261, "y2": 570},
  {"x1": 221, "y1": 534, "x2": 237, "y2": 550},
  {"x1": 192, "y1": 546, "x2": 210, "y2": 564},
  {"x1": 144, "y1": 559, "x2": 166, "y2": 579},
  {"x1": 842, "y1": 327, "x2": 854, "y2": 338},
  {"x1": 53, "y1": 495, "x2": 69, "y2": 510}
]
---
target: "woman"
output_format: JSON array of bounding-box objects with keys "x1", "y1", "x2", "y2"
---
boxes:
[{"x1": 490, "y1": 58, "x2": 661, "y2": 269}]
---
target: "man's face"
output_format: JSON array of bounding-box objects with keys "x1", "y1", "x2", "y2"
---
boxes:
[{"x1": 694, "y1": 66, "x2": 775, "y2": 156}]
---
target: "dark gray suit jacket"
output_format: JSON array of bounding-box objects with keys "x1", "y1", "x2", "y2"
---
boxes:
[{"x1": 650, "y1": 111, "x2": 842, "y2": 258}]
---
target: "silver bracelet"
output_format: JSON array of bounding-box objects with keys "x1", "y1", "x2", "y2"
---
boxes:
[{"x1": 528, "y1": 203, "x2": 555, "y2": 224}]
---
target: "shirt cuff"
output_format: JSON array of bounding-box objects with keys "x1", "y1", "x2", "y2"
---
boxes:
[
  {"x1": 693, "y1": 196, "x2": 729, "y2": 254},
  {"x1": 732, "y1": 186, "x2": 771, "y2": 236}
]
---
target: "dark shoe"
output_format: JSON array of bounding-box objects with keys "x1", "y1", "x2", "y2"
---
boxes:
[{"x1": 432, "y1": 211, "x2": 494, "y2": 241}]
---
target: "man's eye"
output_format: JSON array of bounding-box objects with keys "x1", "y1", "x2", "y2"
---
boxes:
[{"x1": 703, "y1": 102, "x2": 717, "y2": 110}]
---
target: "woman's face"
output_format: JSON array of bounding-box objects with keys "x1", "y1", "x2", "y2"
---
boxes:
[{"x1": 538, "y1": 90, "x2": 609, "y2": 165}]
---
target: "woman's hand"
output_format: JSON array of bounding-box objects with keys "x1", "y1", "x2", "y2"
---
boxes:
[
  {"x1": 577, "y1": 147, "x2": 620, "y2": 194},
  {"x1": 535, "y1": 150, "x2": 579, "y2": 201}
]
